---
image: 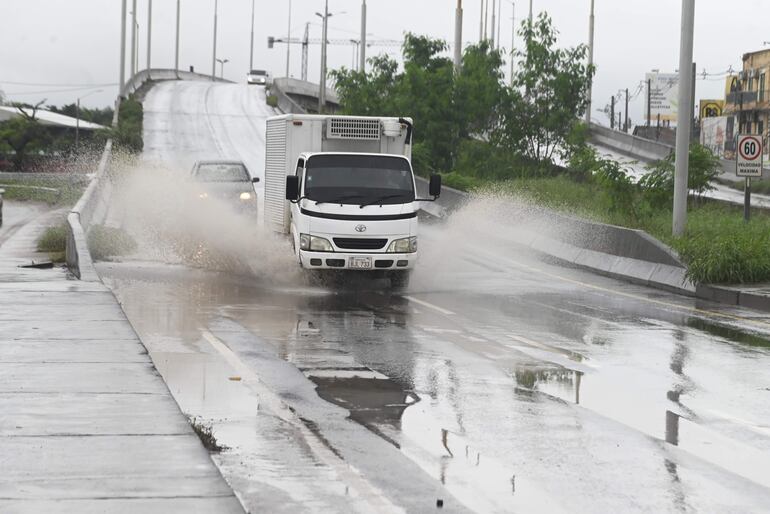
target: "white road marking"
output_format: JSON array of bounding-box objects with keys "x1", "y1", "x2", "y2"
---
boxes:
[{"x1": 402, "y1": 295, "x2": 455, "y2": 316}]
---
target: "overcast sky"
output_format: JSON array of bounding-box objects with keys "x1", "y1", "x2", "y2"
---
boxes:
[{"x1": 1, "y1": 0, "x2": 767, "y2": 125}]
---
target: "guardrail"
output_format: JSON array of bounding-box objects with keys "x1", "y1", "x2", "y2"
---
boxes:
[
  {"x1": 589, "y1": 122, "x2": 674, "y2": 162},
  {"x1": 121, "y1": 68, "x2": 232, "y2": 98}
]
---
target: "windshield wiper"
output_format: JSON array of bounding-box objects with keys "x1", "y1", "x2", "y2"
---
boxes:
[
  {"x1": 315, "y1": 194, "x2": 365, "y2": 206},
  {"x1": 359, "y1": 194, "x2": 407, "y2": 208}
]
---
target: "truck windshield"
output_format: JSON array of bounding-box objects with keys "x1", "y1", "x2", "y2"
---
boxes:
[{"x1": 304, "y1": 154, "x2": 415, "y2": 205}]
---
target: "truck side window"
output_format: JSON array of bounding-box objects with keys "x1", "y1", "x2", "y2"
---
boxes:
[{"x1": 295, "y1": 158, "x2": 305, "y2": 193}]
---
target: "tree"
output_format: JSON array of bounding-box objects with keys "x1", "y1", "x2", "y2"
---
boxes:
[
  {"x1": 331, "y1": 55, "x2": 399, "y2": 116},
  {"x1": 495, "y1": 13, "x2": 593, "y2": 165},
  {"x1": 0, "y1": 101, "x2": 51, "y2": 171},
  {"x1": 454, "y1": 41, "x2": 506, "y2": 139},
  {"x1": 640, "y1": 143, "x2": 721, "y2": 207}
]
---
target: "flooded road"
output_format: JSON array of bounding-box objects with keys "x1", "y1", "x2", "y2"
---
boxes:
[
  {"x1": 98, "y1": 80, "x2": 770, "y2": 512},
  {"x1": 98, "y1": 229, "x2": 770, "y2": 512}
]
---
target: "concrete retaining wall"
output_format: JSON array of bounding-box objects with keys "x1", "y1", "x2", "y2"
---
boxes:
[
  {"x1": 121, "y1": 69, "x2": 231, "y2": 98},
  {"x1": 589, "y1": 122, "x2": 674, "y2": 162}
]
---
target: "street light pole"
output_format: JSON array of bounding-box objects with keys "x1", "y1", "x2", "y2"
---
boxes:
[
  {"x1": 146, "y1": 0, "x2": 152, "y2": 70},
  {"x1": 130, "y1": 0, "x2": 137, "y2": 75},
  {"x1": 585, "y1": 0, "x2": 595, "y2": 125},
  {"x1": 120, "y1": 0, "x2": 127, "y2": 93},
  {"x1": 454, "y1": 0, "x2": 463, "y2": 73},
  {"x1": 212, "y1": 0, "x2": 218, "y2": 81},
  {"x1": 318, "y1": 0, "x2": 329, "y2": 112},
  {"x1": 286, "y1": 0, "x2": 292, "y2": 77},
  {"x1": 672, "y1": 0, "x2": 695, "y2": 237},
  {"x1": 360, "y1": 0, "x2": 367, "y2": 73},
  {"x1": 509, "y1": 1, "x2": 515, "y2": 86},
  {"x1": 216, "y1": 58, "x2": 229, "y2": 79},
  {"x1": 175, "y1": 0, "x2": 181, "y2": 76},
  {"x1": 249, "y1": 0, "x2": 255, "y2": 71},
  {"x1": 491, "y1": 0, "x2": 496, "y2": 47},
  {"x1": 528, "y1": 0, "x2": 533, "y2": 23},
  {"x1": 479, "y1": 0, "x2": 484, "y2": 41}
]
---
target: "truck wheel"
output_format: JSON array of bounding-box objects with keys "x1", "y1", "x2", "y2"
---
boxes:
[{"x1": 390, "y1": 270, "x2": 411, "y2": 288}]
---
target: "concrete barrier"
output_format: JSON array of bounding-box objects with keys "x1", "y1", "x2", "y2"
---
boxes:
[
  {"x1": 121, "y1": 69, "x2": 231, "y2": 98},
  {"x1": 271, "y1": 78, "x2": 339, "y2": 114},
  {"x1": 589, "y1": 122, "x2": 673, "y2": 162},
  {"x1": 420, "y1": 177, "x2": 695, "y2": 295}
]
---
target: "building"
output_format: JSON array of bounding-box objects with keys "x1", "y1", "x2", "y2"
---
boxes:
[{"x1": 723, "y1": 48, "x2": 770, "y2": 157}]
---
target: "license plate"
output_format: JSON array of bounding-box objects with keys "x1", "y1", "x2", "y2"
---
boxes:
[{"x1": 349, "y1": 256, "x2": 372, "y2": 269}]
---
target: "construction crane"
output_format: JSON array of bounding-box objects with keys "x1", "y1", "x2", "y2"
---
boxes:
[{"x1": 268, "y1": 23, "x2": 401, "y2": 80}]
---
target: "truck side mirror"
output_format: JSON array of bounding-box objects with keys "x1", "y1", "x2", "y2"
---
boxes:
[
  {"x1": 429, "y1": 174, "x2": 442, "y2": 198},
  {"x1": 285, "y1": 175, "x2": 300, "y2": 201},
  {"x1": 252, "y1": 177, "x2": 260, "y2": 183}
]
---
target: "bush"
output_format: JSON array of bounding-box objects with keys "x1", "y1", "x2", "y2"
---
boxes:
[
  {"x1": 641, "y1": 143, "x2": 720, "y2": 206},
  {"x1": 440, "y1": 172, "x2": 484, "y2": 191},
  {"x1": 87, "y1": 225, "x2": 137, "y2": 260},
  {"x1": 266, "y1": 95, "x2": 278, "y2": 108},
  {"x1": 37, "y1": 223, "x2": 68, "y2": 253}
]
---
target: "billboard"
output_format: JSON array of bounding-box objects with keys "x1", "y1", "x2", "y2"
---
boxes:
[
  {"x1": 700, "y1": 99, "x2": 724, "y2": 119},
  {"x1": 700, "y1": 116, "x2": 728, "y2": 157},
  {"x1": 645, "y1": 73, "x2": 679, "y2": 122}
]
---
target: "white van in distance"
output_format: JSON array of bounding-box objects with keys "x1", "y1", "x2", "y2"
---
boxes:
[{"x1": 264, "y1": 114, "x2": 441, "y2": 286}]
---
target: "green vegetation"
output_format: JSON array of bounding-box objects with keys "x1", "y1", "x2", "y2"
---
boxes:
[
  {"x1": 87, "y1": 225, "x2": 137, "y2": 260},
  {"x1": 717, "y1": 177, "x2": 770, "y2": 195},
  {"x1": 0, "y1": 177, "x2": 86, "y2": 205},
  {"x1": 0, "y1": 101, "x2": 51, "y2": 171},
  {"x1": 332, "y1": 13, "x2": 592, "y2": 178},
  {"x1": 37, "y1": 222, "x2": 68, "y2": 263},
  {"x1": 107, "y1": 97, "x2": 143, "y2": 153},
  {"x1": 266, "y1": 94, "x2": 278, "y2": 108}
]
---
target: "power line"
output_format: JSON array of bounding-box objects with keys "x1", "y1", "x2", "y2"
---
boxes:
[
  {"x1": 0, "y1": 80, "x2": 117, "y2": 88},
  {"x1": 5, "y1": 85, "x2": 116, "y2": 96}
]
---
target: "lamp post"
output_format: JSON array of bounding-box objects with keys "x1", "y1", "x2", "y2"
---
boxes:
[
  {"x1": 454, "y1": 0, "x2": 463, "y2": 73},
  {"x1": 506, "y1": 0, "x2": 514, "y2": 86},
  {"x1": 216, "y1": 58, "x2": 229, "y2": 79},
  {"x1": 249, "y1": 0, "x2": 255, "y2": 71},
  {"x1": 672, "y1": 0, "x2": 695, "y2": 237},
  {"x1": 75, "y1": 89, "x2": 104, "y2": 154},
  {"x1": 360, "y1": 0, "x2": 367, "y2": 73},
  {"x1": 175, "y1": 0, "x2": 181, "y2": 76},
  {"x1": 286, "y1": 0, "x2": 292, "y2": 77},
  {"x1": 585, "y1": 0, "x2": 595, "y2": 125},
  {"x1": 120, "y1": 0, "x2": 127, "y2": 93},
  {"x1": 315, "y1": 2, "x2": 344, "y2": 112},
  {"x1": 212, "y1": 0, "x2": 218, "y2": 81},
  {"x1": 130, "y1": 0, "x2": 137, "y2": 75},
  {"x1": 146, "y1": 0, "x2": 152, "y2": 70}
]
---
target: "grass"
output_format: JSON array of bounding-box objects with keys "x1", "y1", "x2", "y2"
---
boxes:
[
  {"x1": 0, "y1": 177, "x2": 86, "y2": 206},
  {"x1": 37, "y1": 222, "x2": 68, "y2": 263},
  {"x1": 87, "y1": 225, "x2": 137, "y2": 260},
  {"x1": 472, "y1": 175, "x2": 770, "y2": 285}
]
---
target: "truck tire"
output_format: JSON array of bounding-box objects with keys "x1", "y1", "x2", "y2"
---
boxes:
[{"x1": 390, "y1": 270, "x2": 411, "y2": 288}]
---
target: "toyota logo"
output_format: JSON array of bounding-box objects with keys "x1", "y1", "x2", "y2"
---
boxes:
[{"x1": 355, "y1": 224, "x2": 367, "y2": 233}]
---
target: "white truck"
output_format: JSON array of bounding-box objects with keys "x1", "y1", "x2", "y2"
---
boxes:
[{"x1": 264, "y1": 114, "x2": 441, "y2": 286}]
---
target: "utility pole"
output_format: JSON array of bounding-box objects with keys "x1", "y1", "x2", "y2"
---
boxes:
[
  {"x1": 497, "y1": 0, "x2": 502, "y2": 50},
  {"x1": 625, "y1": 88, "x2": 629, "y2": 132},
  {"x1": 175, "y1": 0, "x2": 181, "y2": 76},
  {"x1": 509, "y1": 1, "x2": 515, "y2": 86},
  {"x1": 484, "y1": 0, "x2": 489, "y2": 39},
  {"x1": 528, "y1": 0, "x2": 533, "y2": 23},
  {"x1": 454, "y1": 0, "x2": 463, "y2": 72},
  {"x1": 318, "y1": 0, "x2": 329, "y2": 112},
  {"x1": 673, "y1": 0, "x2": 695, "y2": 237},
  {"x1": 249, "y1": 0, "x2": 255, "y2": 70},
  {"x1": 690, "y1": 61, "x2": 697, "y2": 141},
  {"x1": 146, "y1": 0, "x2": 152, "y2": 70},
  {"x1": 610, "y1": 96, "x2": 615, "y2": 129},
  {"x1": 286, "y1": 0, "x2": 292, "y2": 77},
  {"x1": 491, "y1": 0, "x2": 496, "y2": 47},
  {"x1": 120, "y1": 0, "x2": 127, "y2": 93},
  {"x1": 585, "y1": 0, "x2": 595, "y2": 125},
  {"x1": 301, "y1": 23, "x2": 309, "y2": 81},
  {"x1": 647, "y1": 78, "x2": 652, "y2": 129},
  {"x1": 212, "y1": 0, "x2": 218, "y2": 81},
  {"x1": 360, "y1": 0, "x2": 367, "y2": 72},
  {"x1": 479, "y1": 0, "x2": 484, "y2": 41},
  {"x1": 130, "y1": 0, "x2": 137, "y2": 76}
]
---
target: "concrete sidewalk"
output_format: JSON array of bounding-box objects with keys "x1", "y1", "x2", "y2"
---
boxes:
[{"x1": 0, "y1": 202, "x2": 242, "y2": 513}]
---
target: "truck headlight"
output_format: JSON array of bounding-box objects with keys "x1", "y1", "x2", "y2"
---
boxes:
[
  {"x1": 387, "y1": 237, "x2": 417, "y2": 253},
  {"x1": 239, "y1": 192, "x2": 253, "y2": 201},
  {"x1": 299, "y1": 234, "x2": 333, "y2": 252}
]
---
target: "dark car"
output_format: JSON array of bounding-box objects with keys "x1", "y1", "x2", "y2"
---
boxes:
[{"x1": 190, "y1": 160, "x2": 260, "y2": 214}]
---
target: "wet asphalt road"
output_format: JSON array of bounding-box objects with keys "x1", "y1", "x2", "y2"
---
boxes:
[{"x1": 98, "y1": 81, "x2": 770, "y2": 513}]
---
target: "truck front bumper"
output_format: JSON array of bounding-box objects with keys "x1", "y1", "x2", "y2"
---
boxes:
[{"x1": 299, "y1": 251, "x2": 416, "y2": 271}]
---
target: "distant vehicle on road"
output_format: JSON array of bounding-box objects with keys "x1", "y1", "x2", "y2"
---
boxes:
[
  {"x1": 190, "y1": 160, "x2": 260, "y2": 213},
  {"x1": 246, "y1": 69, "x2": 270, "y2": 86}
]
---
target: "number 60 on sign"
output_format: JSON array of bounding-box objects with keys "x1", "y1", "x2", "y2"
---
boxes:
[{"x1": 736, "y1": 134, "x2": 763, "y2": 177}]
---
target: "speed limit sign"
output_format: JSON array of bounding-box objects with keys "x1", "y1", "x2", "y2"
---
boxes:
[{"x1": 737, "y1": 134, "x2": 763, "y2": 177}]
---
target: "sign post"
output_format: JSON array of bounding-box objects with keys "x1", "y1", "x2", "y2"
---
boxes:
[{"x1": 736, "y1": 134, "x2": 763, "y2": 222}]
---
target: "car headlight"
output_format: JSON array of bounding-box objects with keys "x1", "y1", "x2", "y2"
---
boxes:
[
  {"x1": 387, "y1": 237, "x2": 417, "y2": 253},
  {"x1": 299, "y1": 234, "x2": 334, "y2": 252},
  {"x1": 199, "y1": 192, "x2": 209, "y2": 199},
  {"x1": 240, "y1": 192, "x2": 253, "y2": 201}
]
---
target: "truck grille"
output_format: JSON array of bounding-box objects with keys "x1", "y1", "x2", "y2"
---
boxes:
[
  {"x1": 327, "y1": 118, "x2": 381, "y2": 140},
  {"x1": 333, "y1": 238, "x2": 387, "y2": 250}
]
